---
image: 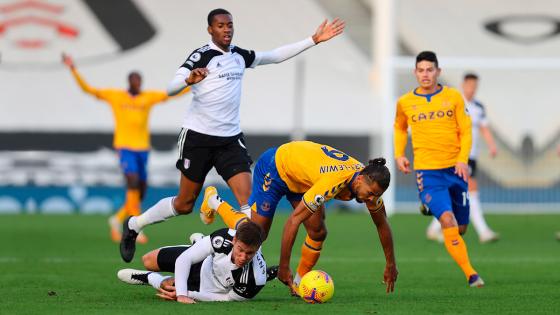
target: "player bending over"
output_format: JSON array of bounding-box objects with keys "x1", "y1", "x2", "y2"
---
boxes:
[
  {"x1": 199, "y1": 141, "x2": 398, "y2": 294},
  {"x1": 118, "y1": 221, "x2": 276, "y2": 303}
]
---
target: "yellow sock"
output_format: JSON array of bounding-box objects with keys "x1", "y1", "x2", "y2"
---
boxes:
[
  {"x1": 125, "y1": 189, "x2": 141, "y2": 216},
  {"x1": 216, "y1": 201, "x2": 248, "y2": 229},
  {"x1": 114, "y1": 206, "x2": 128, "y2": 223},
  {"x1": 296, "y1": 235, "x2": 323, "y2": 278},
  {"x1": 442, "y1": 227, "x2": 477, "y2": 279}
]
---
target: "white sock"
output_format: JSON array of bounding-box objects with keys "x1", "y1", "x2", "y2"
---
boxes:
[
  {"x1": 469, "y1": 191, "x2": 492, "y2": 236},
  {"x1": 129, "y1": 197, "x2": 178, "y2": 233},
  {"x1": 208, "y1": 194, "x2": 223, "y2": 210},
  {"x1": 426, "y1": 217, "x2": 441, "y2": 234},
  {"x1": 240, "y1": 204, "x2": 252, "y2": 218},
  {"x1": 294, "y1": 273, "x2": 302, "y2": 286},
  {"x1": 147, "y1": 272, "x2": 172, "y2": 290}
]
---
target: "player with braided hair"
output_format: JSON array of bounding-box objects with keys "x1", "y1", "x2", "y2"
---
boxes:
[{"x1": 199, "y1": 141, "x2": 398, "y2": 295}]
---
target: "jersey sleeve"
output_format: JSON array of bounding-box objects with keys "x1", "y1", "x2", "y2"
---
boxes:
[
  {"x1": 231, "y1": 46, "x2": 256, "y2": 68},
  {"x1": 145, "y1": 91, "x2": 169, "y2": 106},
  {"x1": 70, "y1": 68, "x2": 113, "y2": 101},
  {"x1": 393, "y1": 99, "x2": 409, "y2": 158},
  {"x1": 174, "y1": 236, "x2": 214, "y2": 297},
  {"x1": 181, "y1": 47, "x2": 223, "y2": 71},
  {"x1": 302, "y1": 173, "x2": 353, "y2": 213},
  {"x1": 209, "y1": 228, "x2": 235, "y2": 254},
  {"x1": 477, "y1": 101, "x2": 489, "y2": 127},
  {"x1": 455, "y1": 93, "x2": 473, "y2": 164}
]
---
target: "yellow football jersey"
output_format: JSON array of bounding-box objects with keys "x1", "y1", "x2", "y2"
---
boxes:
[
  {"x1": 275, "y1": 141, "x2": 383, "y2": 213},
  {"x1": 71, "y1": 69, "x2": 189, "y2": 150},
  {"x1": 394, "y1": 85, "x2": 472, "y2": 170}
]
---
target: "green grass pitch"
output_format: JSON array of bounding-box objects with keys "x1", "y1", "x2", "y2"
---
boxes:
[{"x1": 1, "y1": 213, "x2": 559, "y2": 314}]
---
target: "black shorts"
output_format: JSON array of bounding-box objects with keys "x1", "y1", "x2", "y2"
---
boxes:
[
  {"x1": 157, "y1": 245, "x2": 202, "y2": 291},
  {"x1": 468, "y1": 159, "x2": 477, "y2": 178},
  {"x1": 176, "y1": 129, "x2": 253, "y2": 183}
]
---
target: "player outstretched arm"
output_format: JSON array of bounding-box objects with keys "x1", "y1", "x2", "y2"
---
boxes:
[
  {"x1": 62, "y1": 53, "x2": 105, "y2": 98},
  {"x1": 367, "y1": 201, "x2": 398, "y2": 293},
  {"x1": 251, "y1": 18, "x2": 345, "y2": 67}
]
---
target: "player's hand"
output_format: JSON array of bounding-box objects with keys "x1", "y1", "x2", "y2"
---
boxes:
[
  {"x1": 383, "y1": 263, "x2": 398, "y2": 293},
  {"x1": 186, "y1": 68, "x2": 209, "y2": 85},
  {"x1": 455, "y1": 162, "x2": 469, "y2": 181},
  {"x1": 177, "y1": 295, "x2": 196, "y2": 304},
  {"x1": 61, "y1": 53, "x2": 74, "y2": 69},
  {"x1": 156, "y1": 279, "x2": 177, "y2": 301},
  {"x1": 312, "y1": 18, "x2": 345, "y2": 44},
  {"x1": 396, "y1": 156, "x2": 411, "y2": 174},
  {"x1": 278, "y1": 266, "x2": 294, "y2": 293}
]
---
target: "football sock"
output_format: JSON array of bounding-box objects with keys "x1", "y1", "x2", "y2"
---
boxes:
[
  {"x1": 427, "y1": 217, "x2": 441, "y2": 234},
  {"x1": 115, "y1": 189, "x2": 141, "y2": 222},
  {"x1": 469, "y1": 191, "x2": 491, "y2": 236},
  {"x1": 442, "y1": 227, "x2": 477, "y2": 279},
  {"x1": 216, "y1": 201, "x2": 248, "y2": 229},
  {"x1": 129, "y1": 197, "x2": 178, "y2": 233},
  {"x1": 125, "y1": 189, "x2": 142, "y2": 217},
  {"x1": 147, "y1": 272, "x2": 172, "y2": 290},
  {"x1": 240, "y1": 204, "x2": 252, "y2": 218},
  {"x1": 296, "y1": 235, "x2": 323, "y2": 279}
]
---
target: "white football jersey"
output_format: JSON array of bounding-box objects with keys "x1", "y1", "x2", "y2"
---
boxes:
[
  {"x1": 178, "y1": 42, "x2": 256, "y2": 137},
  {"x1": 466, "y1": 99, "x2": 489, "y2": 159}
]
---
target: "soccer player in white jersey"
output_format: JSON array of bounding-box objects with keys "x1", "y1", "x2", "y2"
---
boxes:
[
  {"x1": 426, "y1": 73, "x2": 499, "y2": 244},
  {"x1": 117, "y1": 221, "x2": 274, "y2": 303},
  {"x1": 120, "y1": 8, "x2": 345, "y2": 262}
]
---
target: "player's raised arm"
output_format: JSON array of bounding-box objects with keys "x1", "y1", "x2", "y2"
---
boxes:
[
  {"x1": 250, "y1": 18, "x2": 345, "y2": 67},
  {"x1": 367, "y1": 200, "x2": 398, "y2": 293},
  {"x1": 62, "y1": 53, "x2": 103, "y2": 98},
  {"x1": 278, "y1": 201, "x2": 315, "y2": 292}
]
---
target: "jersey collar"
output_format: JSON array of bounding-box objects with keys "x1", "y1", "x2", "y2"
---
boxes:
[
  {"x1": 413, "y1": 84, "x2": 443, "y2": 102},
  {"x1": 208, "y1": 41, "x2": 232, "y2": 54}
]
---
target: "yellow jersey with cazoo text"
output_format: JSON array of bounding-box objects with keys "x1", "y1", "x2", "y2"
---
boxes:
[
  {"x1": 71, "y1": 69, "x2": 189, "y2": 150},
  {"x1": 394, "y1": 85, "x2": 472, "y2": 170},
  {"x1": 274, "y1": 141, "x2": 383, "y2": 213}
]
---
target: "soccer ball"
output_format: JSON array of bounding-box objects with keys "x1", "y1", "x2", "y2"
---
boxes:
[{"x1": 298, "y1": 270, "x2": 334, "y2": 304}]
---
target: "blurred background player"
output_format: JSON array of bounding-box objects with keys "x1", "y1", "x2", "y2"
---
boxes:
[
  {"x1": 117, "y1": 221, "x2": 274, "y2": 303},
  {"x1": 62, "y1": 53, "x2": 189, "y2": 243},
  {"x1": 199, "y1": 141, "x2": 398, "y2": 294},
  {"x1": 120, "y1": 8, "x2": 345, "y2": 262},
  {"x1": 394, "y1": 51, "x2": 484, "y2": 287},
  {"x1": 426, "y1": 73, "x2": 500, "y2": 244}
]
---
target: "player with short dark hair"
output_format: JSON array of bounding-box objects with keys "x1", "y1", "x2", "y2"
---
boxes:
[
  {"x1": 62, "y1": 53, "x2": 189, "y2": 244},
  {"x1": 117, "y1": 221, "x2": 274, "y2": 304},
  {"x1": 426, "y1": 72, "x2": 499, "y2": 244},
  {"x1": 199, "y1": 141, "x2": 398, "y2": 295},
  {"x1": 120, "y1": 8, "x2": 345, "y2": 263},
  {"x1": 394, "y1": 51, "x2": 484, "y2": 287}
]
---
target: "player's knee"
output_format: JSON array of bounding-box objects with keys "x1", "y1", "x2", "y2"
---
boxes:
[
  {"x1": 172, "y1": 197, "x2": 194, "y2": 214},
  {"x1": 142, "y1": 250, "x2": 159, "y2": 271},
  {"x1": 459, "y1": 225, "x2": 468, "y2": 235},
  {"x1": 308, "y1": 227, "x2": 327, "y2": 242}
]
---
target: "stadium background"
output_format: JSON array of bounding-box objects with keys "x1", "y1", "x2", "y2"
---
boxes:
[{"x1": 1, "y1": 0, "x2": 559, "y2": 215}]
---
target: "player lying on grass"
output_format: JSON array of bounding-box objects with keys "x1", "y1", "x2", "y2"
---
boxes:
[
  {"x1": 198, "y1": 141, "x2": 398, "y2": 294},
  {"x1": 117, "y1": 221, "x2": 277, "y2": 303}
]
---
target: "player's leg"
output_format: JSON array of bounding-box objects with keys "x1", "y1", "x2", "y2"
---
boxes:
[
  {"x1": 110, "y1": 150, "x2": 143, "y2": 242},
  {"x1": 419, "y1": 169, "x2": 480, "y2": 286},
  {"x1": 294, "y1": 202, "x2": 326, "y2": 287},
  {"x1": 468, "y1": 167, "x2": 498, "y2": 243}
]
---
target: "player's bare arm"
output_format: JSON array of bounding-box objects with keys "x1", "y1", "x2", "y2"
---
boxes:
[
  {"x1": 278, "y1": 201, "x2": 314, "y2": 292},
  {"x1": 311, "y1": 18, "x2": 346, "y2": 44},
  {"x1": 367, "y1": 202, "x2": 398, "y2": 293},
  {"x1": 61, "y1": 53, "x2": 75, "y2": 69}
]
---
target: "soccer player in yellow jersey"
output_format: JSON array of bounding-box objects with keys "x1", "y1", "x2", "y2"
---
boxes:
[
  {"x1": 393, "y1": 51, "x2": 484, "y2": 287},
  {"x1": 199, "y1": 141, "x2": 398, "y2": 294},
  {"x1": 62, "y1": 53, "x2": 189, "y2": 243}
]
